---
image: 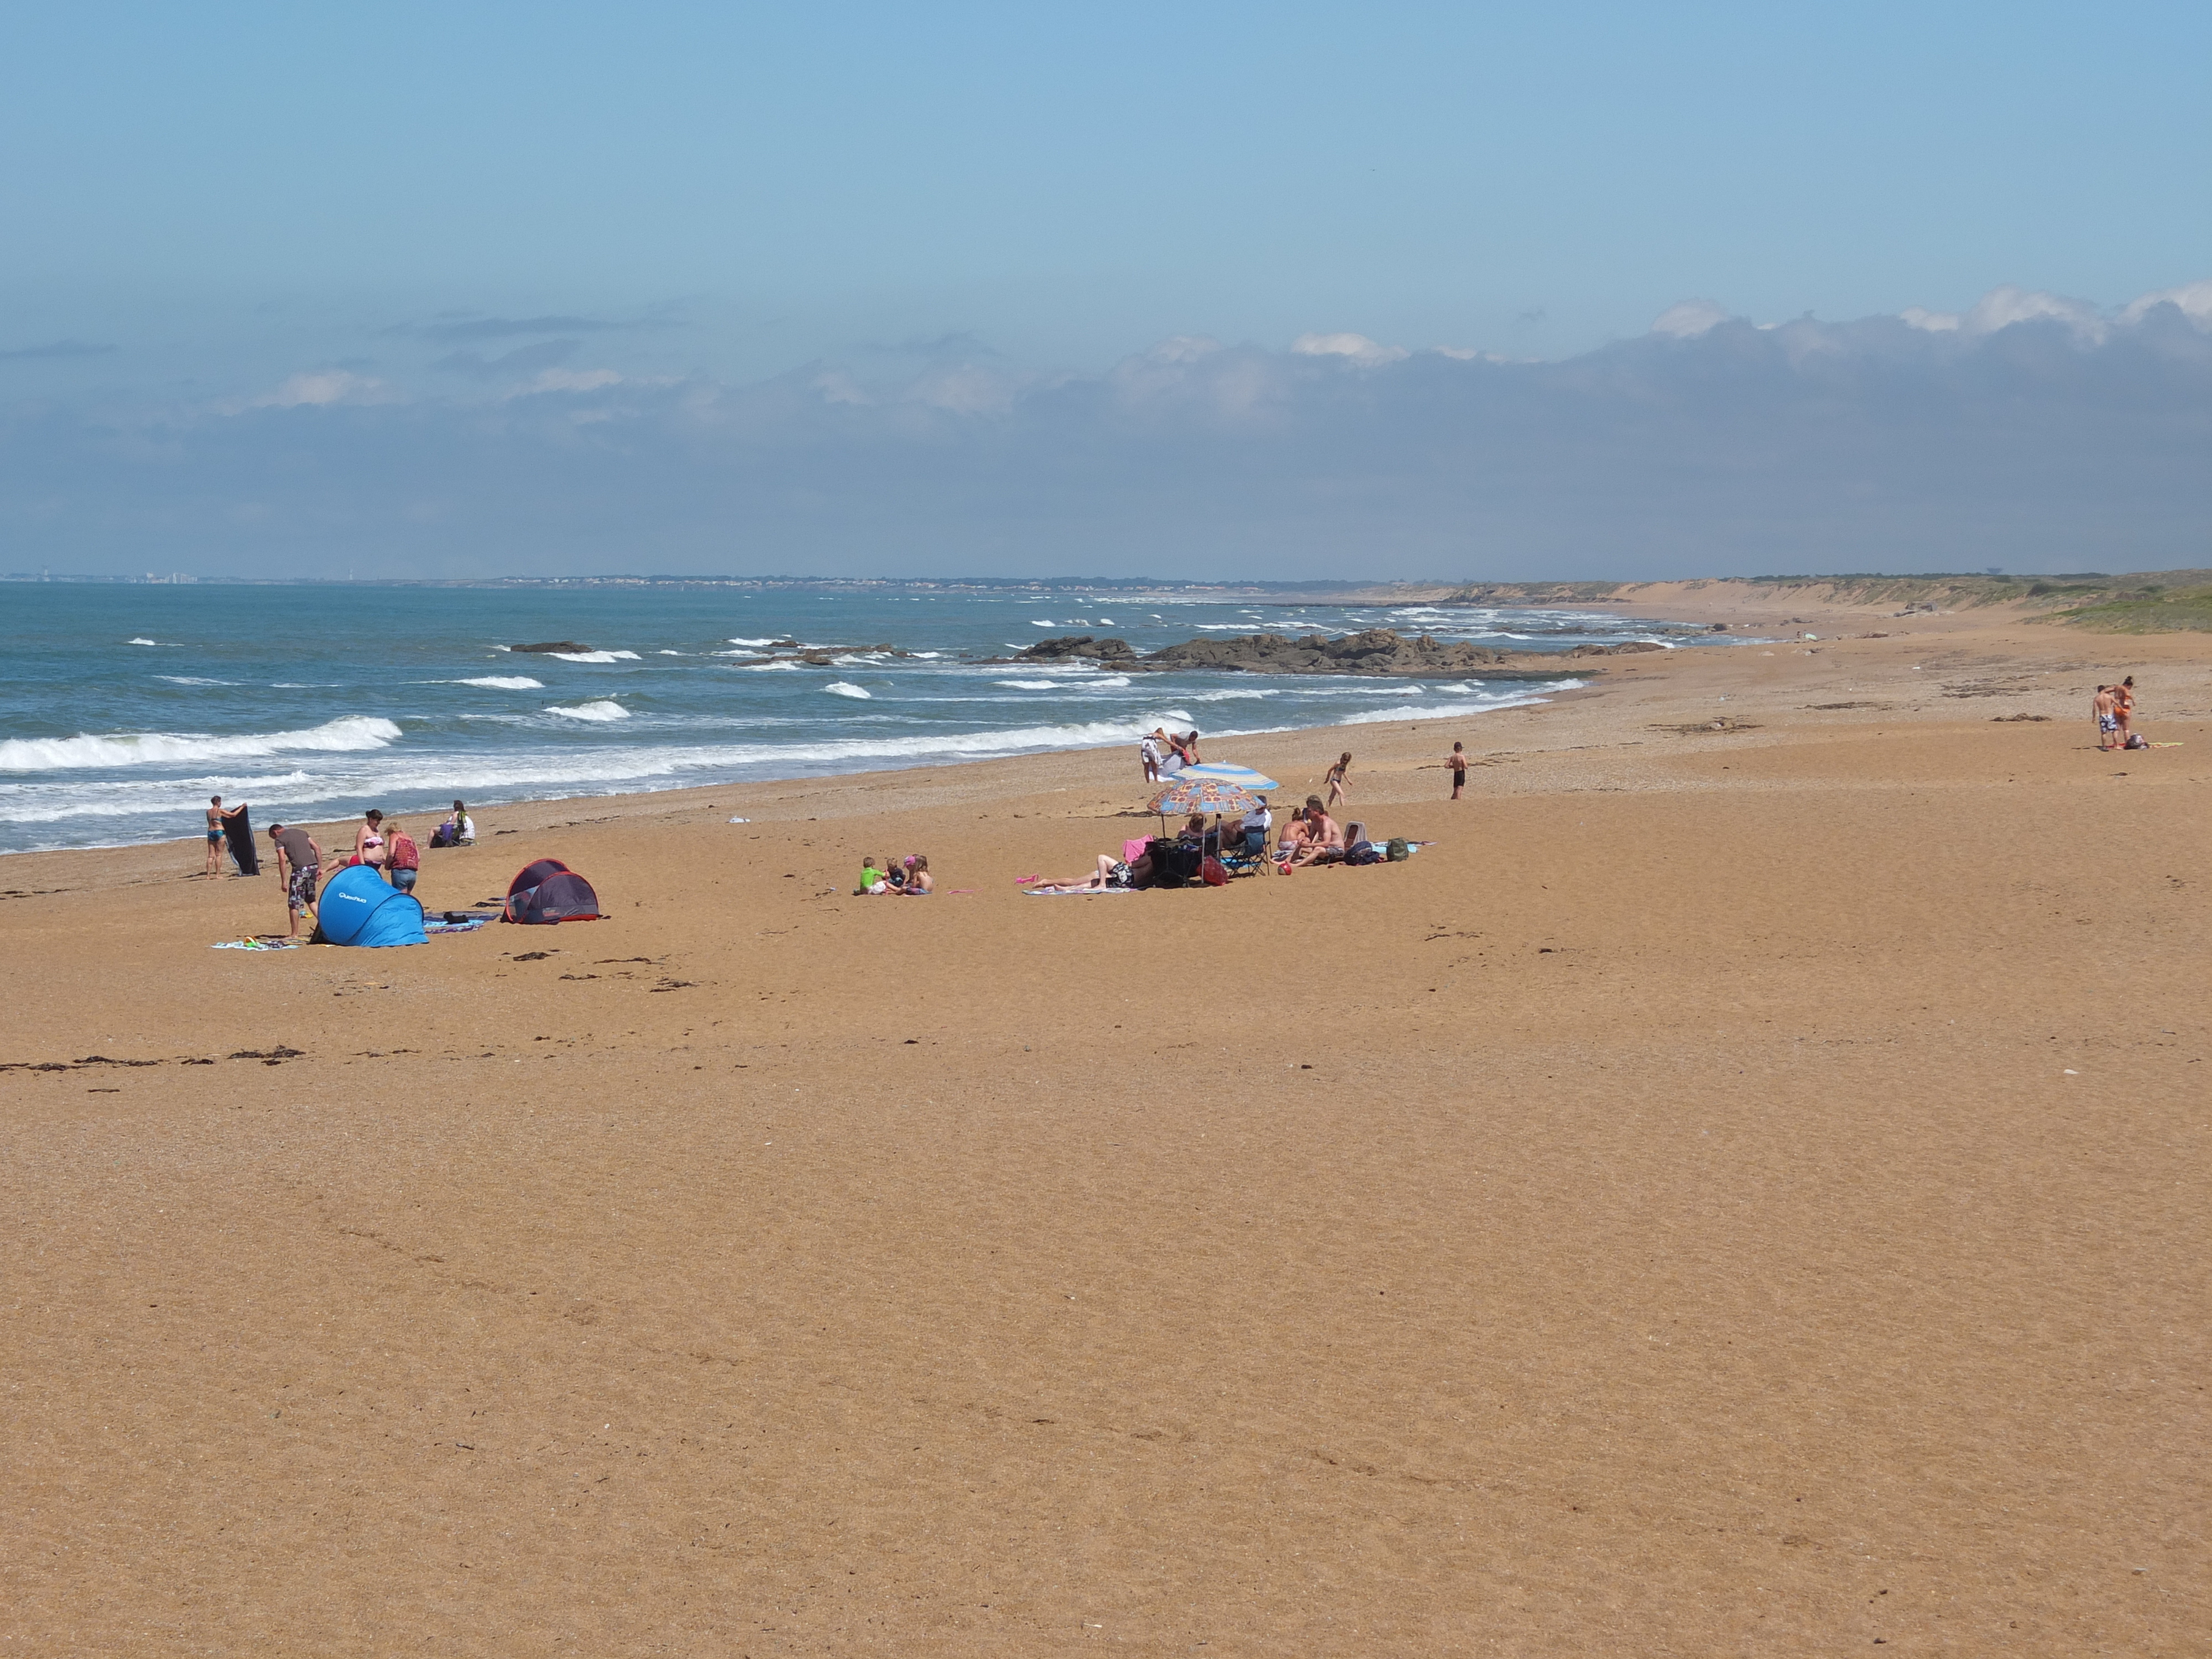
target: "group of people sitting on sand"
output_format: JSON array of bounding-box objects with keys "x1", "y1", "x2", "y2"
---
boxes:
[
  {"x1": 857, "y1": 853, "x2": 934, "y2": 895},
  {"x1": 1026, "y1": 794, "x2": 1399, "y2": 893}
]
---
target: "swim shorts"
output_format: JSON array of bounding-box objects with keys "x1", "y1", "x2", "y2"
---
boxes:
[
  {"x1": 2099, "y1": 714, "x2": 2118, "y2": 732},
  {"x1": 288, "y1": 865, "x2": 320, "y2": 913}
]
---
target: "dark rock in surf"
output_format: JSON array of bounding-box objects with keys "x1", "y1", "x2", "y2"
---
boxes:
[
  {"x1": 1013, "y1": 635, "x2": 1139, "y2": 662},
  {"x1": 509, "y1": 641, "x2": 591, "y2": 654}
]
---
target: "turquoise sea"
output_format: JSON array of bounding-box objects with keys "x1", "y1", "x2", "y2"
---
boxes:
[{"x1": 0, "y1": 582, "x2": 1723, "y2": 854}]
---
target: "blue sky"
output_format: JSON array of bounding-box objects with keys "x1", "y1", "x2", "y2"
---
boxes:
[{"x1": 2, "y1": 2, "x2": 2208, "y2": 577}]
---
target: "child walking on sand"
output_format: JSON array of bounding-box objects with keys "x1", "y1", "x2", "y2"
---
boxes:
[{"x1": 1447, "y1": 742, "x2": 1467, "y2": 800}]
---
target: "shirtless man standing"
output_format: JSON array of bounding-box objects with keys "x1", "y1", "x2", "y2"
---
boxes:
[
  {"x1": 1447, "y1": 742, "x2": 1467, "y2": 800},
  {"x1": 2093, "y1": 684, "x2": 2118, "y2": 750}
]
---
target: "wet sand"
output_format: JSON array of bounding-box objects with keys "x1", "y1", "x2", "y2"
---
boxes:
[{"x1": 5, "y1": 594, "x2": 2208, "y2": 1654}]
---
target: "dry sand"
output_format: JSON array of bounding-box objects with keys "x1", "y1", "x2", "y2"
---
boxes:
[{"x1": 5, "y1": 594, "x2": 2208, "y2": 1654}]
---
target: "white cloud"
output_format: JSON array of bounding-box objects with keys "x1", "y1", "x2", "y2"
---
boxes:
[
  {"x1": 1900, "y1": 306, "x2": 1960, "y2": 332},
  {"x1": 1960, "y1": 284, "x2": 2105, "y2": 340},
  {"x1": 1649, "y1": 300, "x2": 1734, "y2": 338},
  {"x1": 906, "y1": 362, "x2": 1022, "y2": 415},
  {"x1": 1143, "y1": 335, "x2": 1224, "y2": 364},
  {"x1": 2119, "y1": 279, "x2": 2212, "y2": 328},
  {"x1": 1290, "y1": 332, "x2": 1408, "y2": 366},
  {"x1": 252, "y1": 369, "x2": 384, "y2": 408}
]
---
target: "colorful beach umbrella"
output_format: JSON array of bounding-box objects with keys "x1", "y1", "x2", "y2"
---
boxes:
[
  {"x1": 1147, "y1": 775, "x2": 1261, "y2": 820},
  {"x1": 1178, "y1": 763, "x2": 1280, "y2": 792}
]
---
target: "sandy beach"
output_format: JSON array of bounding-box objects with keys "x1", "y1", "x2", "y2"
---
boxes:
[{"x1": 5, "y1": 591, "x2": 2208, "y2": 1654}]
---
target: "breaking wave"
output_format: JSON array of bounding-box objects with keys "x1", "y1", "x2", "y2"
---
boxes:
[
  {"x1": 544, "y1": 700, "x2": 629, "y2": 721},
  {"x1": 0, "y1": 716, "x2": 403, "y2": 773}
]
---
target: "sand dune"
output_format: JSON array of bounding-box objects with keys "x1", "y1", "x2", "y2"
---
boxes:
[{"x1": 4, "y1": 602, "x2": 2207, "y2": 1653}]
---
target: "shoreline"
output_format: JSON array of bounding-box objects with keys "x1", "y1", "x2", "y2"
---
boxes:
[{"x1": 0, "y1": 586, "x2": 2172, "y2": 880}]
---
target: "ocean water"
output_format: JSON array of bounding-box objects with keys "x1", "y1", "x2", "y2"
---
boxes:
[{"x1": 0, "y1": 583, "x2": 1714, "y2": 854}]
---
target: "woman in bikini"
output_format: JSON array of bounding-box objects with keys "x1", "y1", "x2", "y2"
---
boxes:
[
  {"x1": 1324, "y1": 752, "x2": 1352, "y2": 811},
  {"x1": 353, "y1": 808, "x2": 387, "y2": 870}
]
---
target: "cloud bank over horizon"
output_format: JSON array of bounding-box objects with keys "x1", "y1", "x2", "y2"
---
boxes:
[{"x1": 4, "y1": 280, "x2": 2208, "y2": 582}]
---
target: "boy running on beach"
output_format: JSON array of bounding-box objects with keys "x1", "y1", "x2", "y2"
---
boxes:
[
  {"x1": 1447, "y1": 742, "x2": 1467, "y2": 800},
  {"x1": 2093, "y1": 685, "x2": 2117, "y2": 750}
]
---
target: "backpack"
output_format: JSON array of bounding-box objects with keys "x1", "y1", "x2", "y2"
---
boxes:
[
  {"x1": 1385, "y1": 837, "x2": 1411, "y2": 862},
  {"x1": 389, "y1": 833, "x2": 419, "y2": 871}
]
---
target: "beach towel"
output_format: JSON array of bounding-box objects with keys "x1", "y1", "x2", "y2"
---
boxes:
[
  {"x1": 211, "y1": 937, "x2": 300, "y2": 951},
  {"x1": 1025, "y1": 885, "x2": 1136, "y2": 896}
]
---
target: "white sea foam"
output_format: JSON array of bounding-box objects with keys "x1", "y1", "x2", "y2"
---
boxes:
[
  {"x1": 744, "y1": 659, "x2": 800, "y2": 671},
  {"x1": 823, "y1": 682, "x2": 872, "y2": 699},
  {"x1": 657, "y1": 650, "x2": 684, "y2": 656},
  {"x1": 1335, "y1": 684, "x2": 1579, "y2": 724},
  {"x1": 453, "y1": 676, "x2": 544, "y2": 690},
  {"x1": 547, "y1": 649, "x2": 642, "y2": 663},
  {"x1": 127, "y1": 637, "x2": 159, "y2": 646},
  {"x1": 995, "y1": 680, "x2": 1062, "y2": 691},
  {"x1": 727, "y1": 636, "x2": 779, "y2": 646},
  {"x1": 156, "y1": 676, "x2": 234, "y2": 686},
  {"x1": 0, "y1": 716, "x2": 403, "y2": 773},
  {"x1": 544, "y1": 700, "x2": 629, "y2": 721},
  {"x1": 1089, "y1": 675, "x2": 1131, "y2": 688}
]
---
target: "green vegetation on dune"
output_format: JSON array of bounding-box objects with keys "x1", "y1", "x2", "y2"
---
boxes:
[
  {"x1": 1425, "y1": 569, "x2": 2212, "y2": 624},
  {"x1": 2041, "y1": 583, "x2": 2212, "y2": 633}
]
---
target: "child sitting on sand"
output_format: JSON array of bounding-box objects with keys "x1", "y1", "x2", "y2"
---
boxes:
[{"x1": 901, "y1": 854, "x2": 933, "y2": 894}]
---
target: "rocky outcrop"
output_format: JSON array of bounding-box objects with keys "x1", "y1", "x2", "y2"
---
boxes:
[
  {"x1": 508, "y1": 640, "x2": 592, "y2": 653},
  {"x1": 1010, "y1": 635, "x2": 1139, "y2": 662},
  {"x1": 1008, "y1": 627, "x2": 1656, "y2": 676},
  {"x1": 1136, "y1": 629, "x2": 1512, "y2": 677}
]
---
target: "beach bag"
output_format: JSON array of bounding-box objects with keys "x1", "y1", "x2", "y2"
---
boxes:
[
  {"x1": 1200, "y1": 855, "x2": 1228, "y2": 886},
  {"x1": 2124, "y1": 732, "x2": 2147, "y2": 749},
  {"x1": 1345, "y1": 840, "x2": 1383, "y2": 865},
  {"x1": 430, "y1": 825, "x2": 456, "y2": 848},
  {"x1": 1385, "y1": 837, "x2": 1411, "y2": 862}
]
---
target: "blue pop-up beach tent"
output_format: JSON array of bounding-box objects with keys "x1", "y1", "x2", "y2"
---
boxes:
[{"x1": 315, "y1": 864, "x2": 427, "y2": 947}]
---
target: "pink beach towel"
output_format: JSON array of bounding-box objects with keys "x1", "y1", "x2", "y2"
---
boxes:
[{"x1": 1123, "y1": 836, "x2": 1152, "y2": 863}]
